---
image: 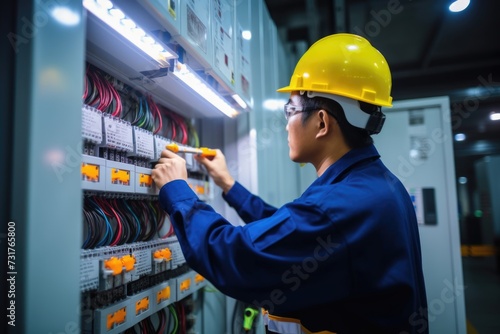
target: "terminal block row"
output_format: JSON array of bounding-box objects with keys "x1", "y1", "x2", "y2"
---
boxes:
[
  {"x1": 80, "y1": 237, "x2": 186, "y2": 292},
  {"x1": 88, "y1": 269, "x2": 206, "y2": 334},
  {"x1": 82, "y1": 154, "x2": 214, "y2": 200}
]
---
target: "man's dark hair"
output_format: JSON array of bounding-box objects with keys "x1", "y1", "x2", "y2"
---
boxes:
[{"x1": 298, "y1": 94, "x2": 377, "y2": 149}]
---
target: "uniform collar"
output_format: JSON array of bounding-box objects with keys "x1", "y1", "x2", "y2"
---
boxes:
[{"x1": 313, "y1": 144, "x2": 381, "y2": 186}]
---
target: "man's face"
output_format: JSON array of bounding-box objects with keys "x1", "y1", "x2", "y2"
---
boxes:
[{"x1": 285, "y1": 93, "x2": 320, "y2": 163}]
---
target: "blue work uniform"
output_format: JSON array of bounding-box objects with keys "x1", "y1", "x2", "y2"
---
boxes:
[{"x1": 158, "y1": 144, "x2": 428, "y2": 334}]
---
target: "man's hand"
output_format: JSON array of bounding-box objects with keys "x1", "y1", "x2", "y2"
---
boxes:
[
  {"x1": 194, "y1": 149, "x2": 235, "y2": 194},
  {"x1": 152, "y1": 149, "x2": 188, "y2": 189}
]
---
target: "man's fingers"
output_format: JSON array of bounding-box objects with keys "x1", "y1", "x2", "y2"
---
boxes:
[
  {"x1": 157, "y1": 157, "x2": 171, "y2": 165},
  {"x1": 161, "y1": 149, "x2": 179, "y2": 158}
]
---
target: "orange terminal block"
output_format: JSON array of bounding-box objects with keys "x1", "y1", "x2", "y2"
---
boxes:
[
  {"x1": 160, "y1": 248, "x2": 172, "y2": 261},
  {"x1": 135, "y1": 297, "x2": 150, "y2": 315},
  {"x1": 139, "y1": 173, "x2": 153, "y2": 187},
  {"x1": 165, "y1": 143, "x2": 216, "y2": 158},
  {"x1": 180, "y1": 278, "x2": 191, "y2": 292},
  {"x1": 153, "y1": 250, "x2": 164, "y2": 263},
  {"x1": 104, "y1": 257, "x2": 123, "y2": 276},
  {"x1": 194, "y1": 274, "x2": 205, "y2": 284},
  {"x1": 157, "y1": 286, "x2": 171, "y2": 303},
  {"x1": 111, "y1": 168, "x2": 130, "y2": 185},
  {"x1": 120, "y1": 255, "x2": 136, "y2": 272},
  {"x1": 81, "y1": 163, "x2": 99, "y2": 182},
  {"x1": 107, "y1": 307, "x2": 126, "y2": 330}
]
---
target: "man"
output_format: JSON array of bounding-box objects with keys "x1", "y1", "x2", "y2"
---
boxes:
[{"x1": 152, "y1": 33, "x2": 428, "y2": 334}]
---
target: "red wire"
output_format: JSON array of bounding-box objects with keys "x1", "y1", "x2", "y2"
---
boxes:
[
  {"x1": 106, "y1": 78, "x2": 122, "y2": 118},
  {"x1": 158, "y1": 214, "x2": 174, "y2": 239},
  {"x1": 181, "y1": 303, "x2": 186, "y2": 334},
  {"x1": 148, "y1": 95, "x2": 163, "y2": 134},
  {"x1": 92, "y1": 71, "x2": 107, "y2": 111},
  {"x1": 97, "y1": 73, "x2": 112, "y2": 111},
  {"x1": 107, "y1": 203, "x2": 123, "y2": 246},
  {"x1": 157, "y1": 309, "x2": 166, "y2": 334},
  {"x1": 94, "y1": 197, "x2": 123, "y2": 246},
  {"x1": 83, "y1": 65, "x2": 90, "y2": 101},
  {"x1": 139, "y1": 320, "x2": 146, "y2": 334},
  {"x1": 166, "y1": 109, "x2": 177, "y2": 141},
  {"x1": 83, "y1": 74, "x2": 88, "y2": 100},
  {"x1": 87, "y1": 70, "x2": 112, "y2": 113},
  {"x1": 171, "y1": 113, "x2": 188, "y2": 144},
  {"x1": 94, "y1": 197, "x2": 112, "y2": 216},
  {"x1": 87, "y1": 71, "x2": 101, "y2": 108}
]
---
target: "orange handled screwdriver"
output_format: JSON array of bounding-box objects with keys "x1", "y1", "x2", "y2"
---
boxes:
[{"x1": 165, "y1": 143, "x2": 217, "y2": 158}]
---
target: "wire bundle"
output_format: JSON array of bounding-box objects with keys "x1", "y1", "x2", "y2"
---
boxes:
[
  {"x1": 82, "y1": 197, "x2": 114, "y2": 249},
  {"x1": 122, "y1": 305, "x2": 184, "y2": 334},
  {"x1": 122, "y1": 94, "x2": 163, "y2": 134},
  {"x1": 82, "y1": 196, "x2": 171, "y2": 249},
  {"x1": 160, "y1": 106, "x2": 189, "y2": 145},
  {"x1": 123, "y1": 308, "x2": 168, "y2": 334},
  {"x1": 82, "y1": 64, "x2": 202, "y2": 147},
  {"x1": 187, "y1": 121, "x2": 200, "y2": 148},
  {"x1": 83, "y1": 64, "x2": 122, "y2": 117}
]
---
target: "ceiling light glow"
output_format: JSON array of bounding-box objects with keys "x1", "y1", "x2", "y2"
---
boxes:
[
  {"x1": 454, "y1": 133, "x2": 466, "y2": 141},
  {"x1": 490, "y1": 112, "x2": 500, "y2": 121},
  {"x1": 242, "y1": 30, "x2": 252, "y2": 40},
  {"x1": 263, "y1": 98, "x2": 288, "y2": 111},
  {"x1": 83, "y1": 0, "x2": 176, "y2": 65},
  {"x1": 51, "y1": 6, "x2": 81, "y2": 26},
  {"x1": 449, "y1": 0, "x2": 470, "y2": 12}
]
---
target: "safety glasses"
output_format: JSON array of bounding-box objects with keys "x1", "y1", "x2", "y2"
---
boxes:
[{"x1": 283, "y1": 103, "x2": 320, "y2": 121}]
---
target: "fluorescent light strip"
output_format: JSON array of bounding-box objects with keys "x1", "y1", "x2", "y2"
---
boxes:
[
  {"x1": 83, "y1": 0, "x2": 176, "y2": 66},
  {"x1": 232, "y1": 94, "x2": 248, "y2": 109},
  {"x1": 173, "y1": 62, "x2": 239, "y2": 118}
]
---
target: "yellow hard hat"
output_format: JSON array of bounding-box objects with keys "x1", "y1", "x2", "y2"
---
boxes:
[{"x1": 277, "y1": 33, "x2": 392, "y2": 107}]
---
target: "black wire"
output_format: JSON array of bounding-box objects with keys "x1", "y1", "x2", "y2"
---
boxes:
[
  {"x1": 117, "y1": 199, "x2": 137, "y2": 244},
  {"x1": 112, "y1": 199, "x2": 130, "y2": 245},
  {"x1": 164, "y1": 307, "x2": 171, "y2": 334},
  {"x1": 83, "y1": 198, "x2": 104, "y2": 249},
  {"x1": 124, "y1": 326, "x2": 137, "y2": 334},
  {"x1": 128, "y1": 201, "x2": 146, "y2": 241},
  {"x1": 82, "y1": 206, "x2": 92, "y2": 249},
  {"x1": 157, "y1": 308, "x2": 167, "y2": 334},
  {"x1": 90, "y1": 196, "x2": 114, "y2": 247},
  {"x1": 144, "y1": 201, "x2": 158, "y2": 241}
]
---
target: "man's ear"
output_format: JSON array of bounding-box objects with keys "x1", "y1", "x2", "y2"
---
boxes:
[{"x1": 316, "y1": 109, "x2": 332, "y2": 139}]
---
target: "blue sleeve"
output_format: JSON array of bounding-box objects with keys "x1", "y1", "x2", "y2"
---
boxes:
[
  {"x1": 158, "y1": 180, "x2": 350, "y2": 313},
  {"x1": 222, "y1": 181, "x2": 278, "y2": 223}
]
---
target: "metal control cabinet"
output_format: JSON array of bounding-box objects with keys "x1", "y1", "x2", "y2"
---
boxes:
[
  {"x1": 374, "y1": 96, "x2": 466, "y2": 334},
  {"x1": 7, "y1": 0, "x2": 293, "y2": 333}
]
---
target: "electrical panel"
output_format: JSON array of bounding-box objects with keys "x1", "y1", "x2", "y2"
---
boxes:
[
  {"x1": 80, "y1": 0, "x2": 243, "y2": 332},
  {"x1": 10, "y1": 0, "x2": 292, "y2": 332},
  {"x1": 80, "y1": 64, "x2": 211, "y2": 333}
]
